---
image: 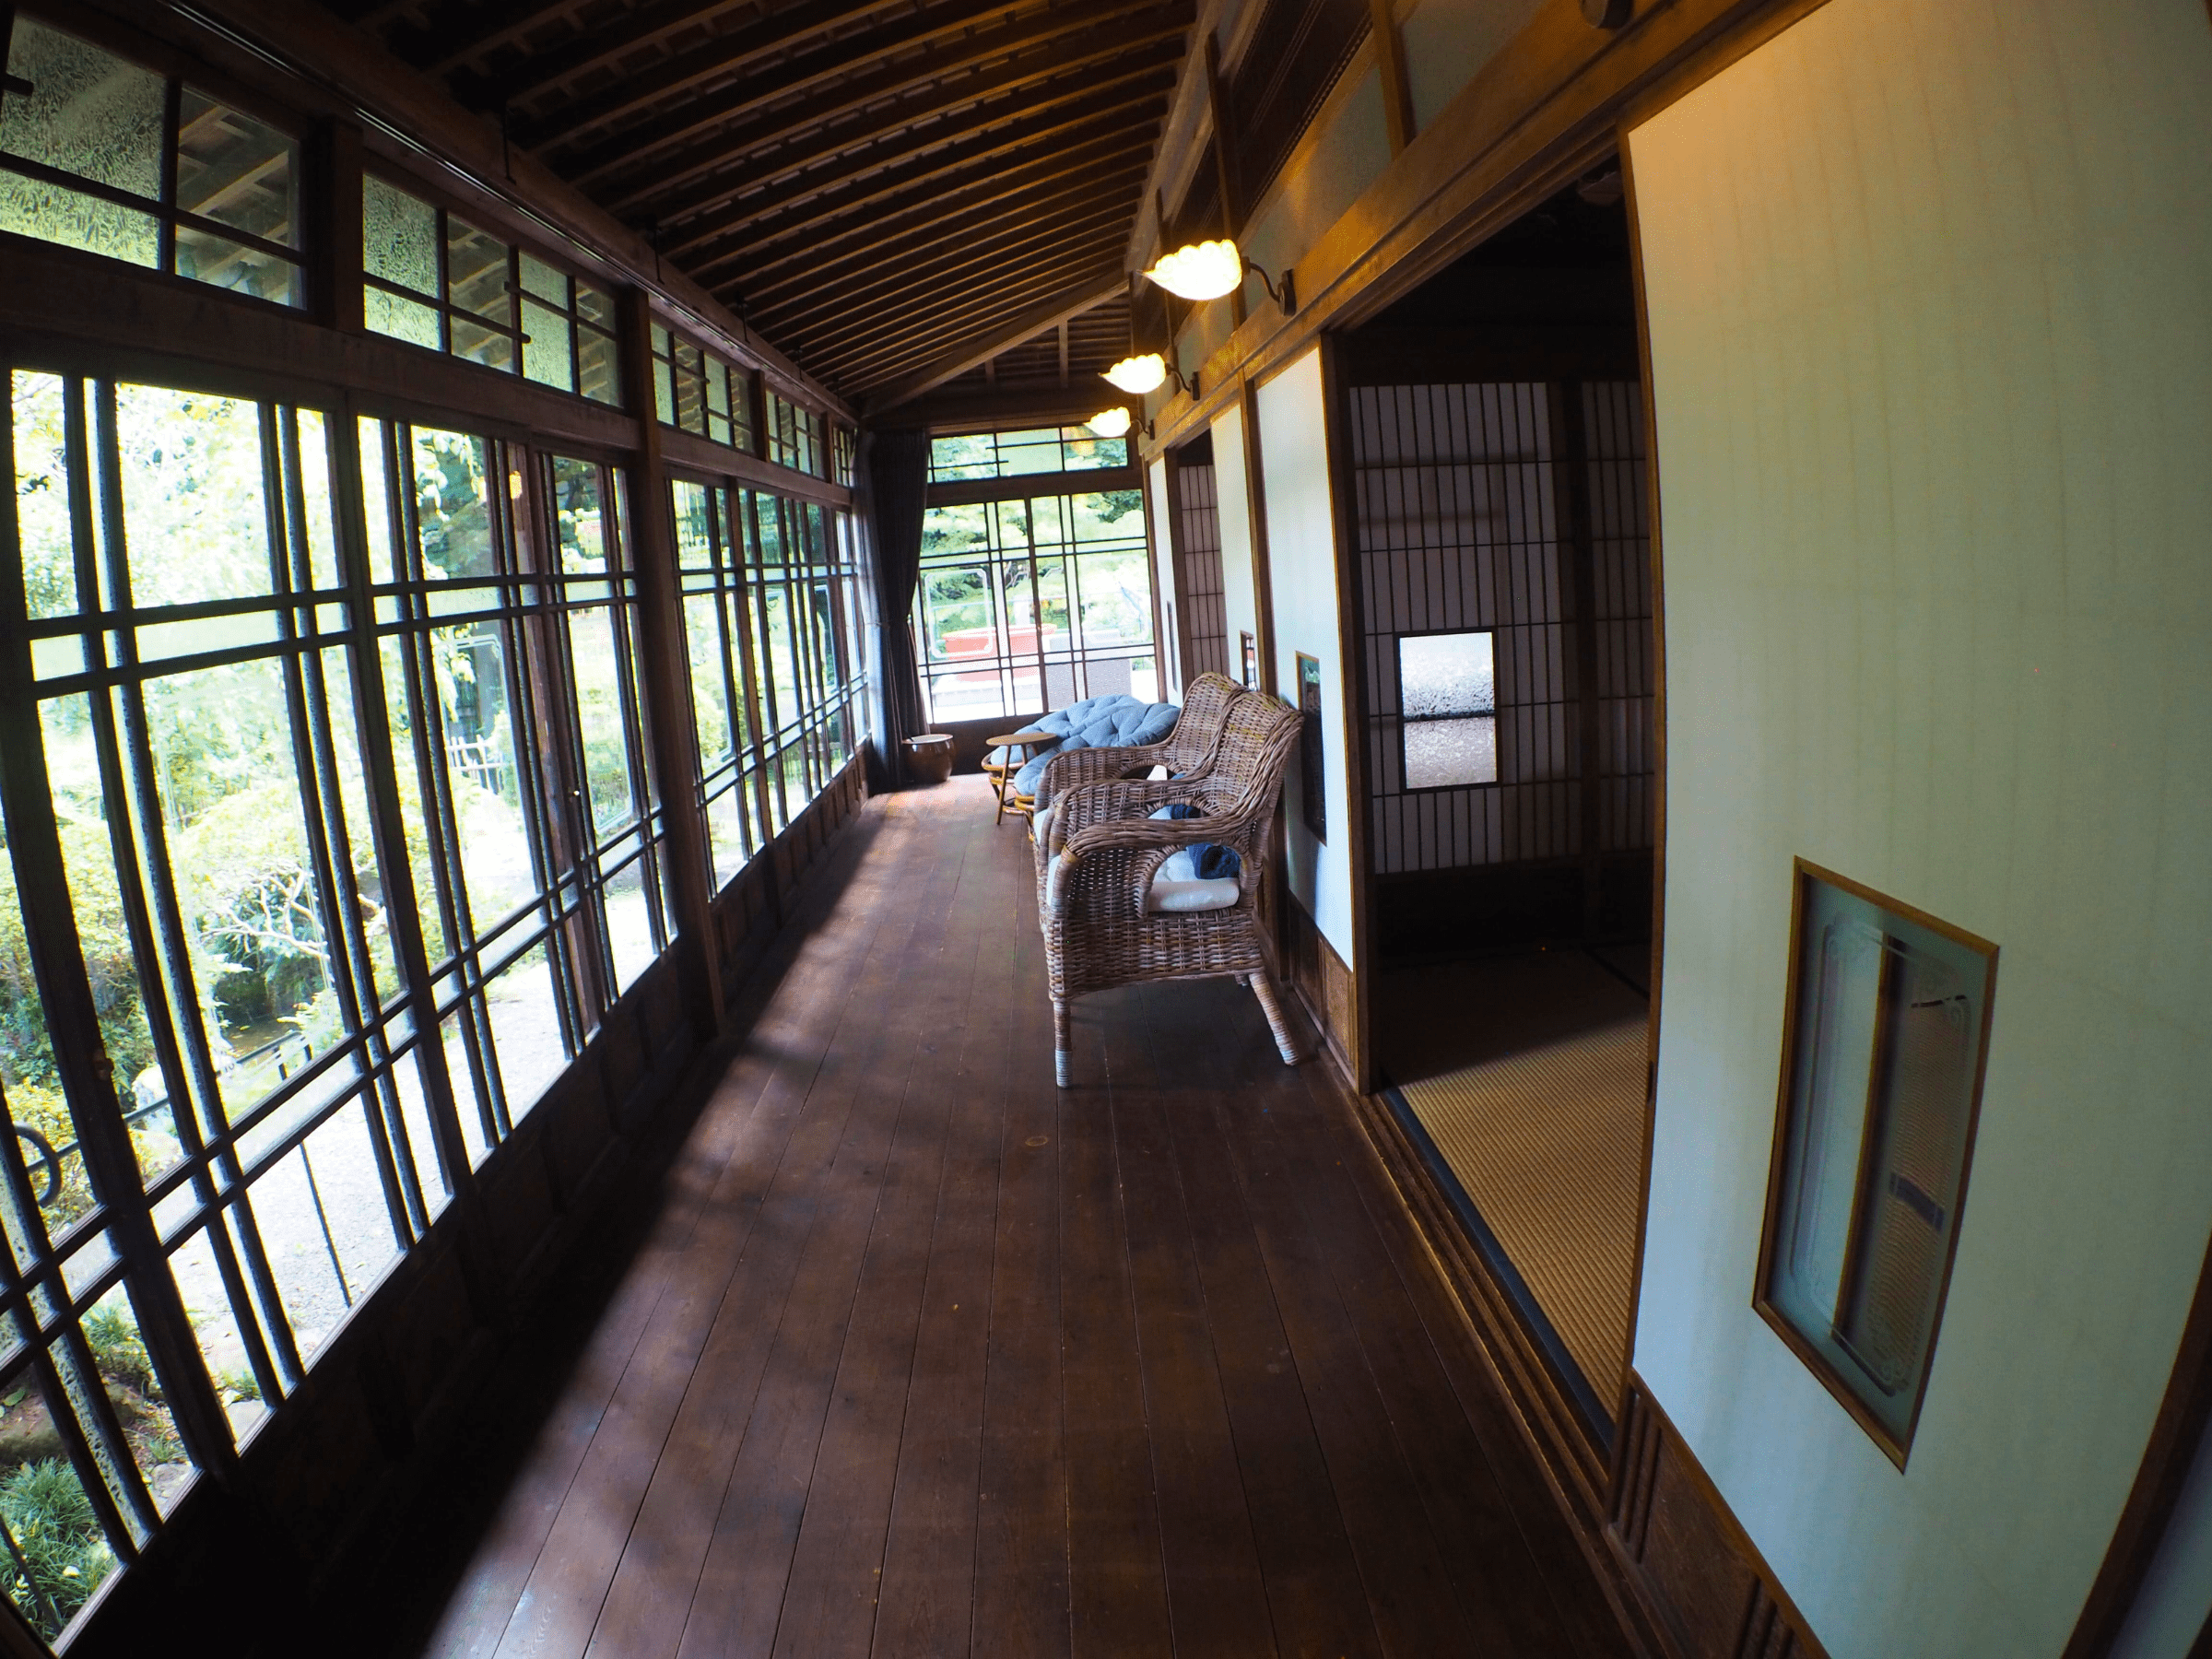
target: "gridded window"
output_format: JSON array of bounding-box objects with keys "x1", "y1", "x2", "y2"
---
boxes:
[
  {"x1": 765, "y1": 392, "x2": 825, "y2": 477},
  {"x1": 361, "y1": 422, "x2": 668, "y2": 1159},
  {"x1": 914, "y1": 488, "x2": 1155, "y2": 724},
  {"x1": 0, "y1": 17, "x2": 303, "y2": 306},
  {"x1": 830, "y1": 424, "x2": 855, "y2": 488},
  {"x1": 0, "y1": 371, "x2": 456, "y2": 1639},
  {"x1": 927, "y1": 427, "x2": 1129, "y2": 483},
  {"x1": 747, "y1": 493, "x2": 865, "y2": 830},
  {"x1": 651, "y1": 324, "x2": 753, "y2": 451},
  {"x1": 362, "y1": 174, "x2": 616, "y2": 399},
  {"x1": 671, "y1": 481, "x2": 766, "y2": 890}
]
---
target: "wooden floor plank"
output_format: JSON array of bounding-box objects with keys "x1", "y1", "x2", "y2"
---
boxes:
[
  {"x1": 417, "y1": 815, "x2": 892, "y2": 1659},
  {"x1": 1154, "y1": 981, "x2": 1477, "y2": 1657},
  {"x1": 1058, "y1": 988, "x2": 1173, "y2": 1656},
  {"x1": 968, "y1": 862, "x2": 1072, "y2": 1659},
  {"x1": 769, "y1": 805, "x2": 1006, "y2": 1658},
  {"x1": 496, "y1": 807, "x2": 956, "y2": 1659},
  {"x1": 869, "y1": 821, "x2": 1028, "y2": 1659},
  {"x1": 347, "y1": 778, "x2": 1640, "y2": 1659}
]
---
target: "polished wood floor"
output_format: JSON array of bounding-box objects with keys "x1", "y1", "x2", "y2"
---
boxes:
[{"x1": 343, "y1": 777, "x2": 1633, "y2": 1659}]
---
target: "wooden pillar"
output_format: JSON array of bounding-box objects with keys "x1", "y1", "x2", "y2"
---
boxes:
[
  {"x1": 312, "y1": 118, "x2": 365, "y2": 334},
  {"x1": 1240, "y1": 377, "x2": 1278, "y2": 698},
  {"x1": 1204, "y1": 30, "x2": 1248, "y2": 328},
  {"x1": 618, "y1": 288, "x2": 724, "y2": 1038}
]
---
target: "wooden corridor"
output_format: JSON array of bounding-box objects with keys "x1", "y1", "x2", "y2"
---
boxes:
[{"x1": 340, "y1": 777, "x2": 1632, "y2": 1659}]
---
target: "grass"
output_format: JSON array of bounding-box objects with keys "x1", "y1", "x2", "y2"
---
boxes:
[{"x1": 0, "y1": 1459, "x2": 115, "y2": 1639}]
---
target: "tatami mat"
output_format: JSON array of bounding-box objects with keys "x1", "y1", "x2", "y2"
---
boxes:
[{"x1": 1380, "y1": 952, "x2": 1647, "y2": 1405}]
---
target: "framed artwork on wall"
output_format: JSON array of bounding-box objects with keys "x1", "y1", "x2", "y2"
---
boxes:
[
  {"x1": 1240, "y1": 629, "x2": 1257, "y2": 688},
  {"x1": 1297, "y1": 653, "x2": 1325, "y2": 842},
  {"x1": 1755, "y1": 859, "x2": 1999, "y2": 1465}
]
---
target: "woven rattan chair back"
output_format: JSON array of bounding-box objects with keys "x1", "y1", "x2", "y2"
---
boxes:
[
  {"x1": 1041, "y1": 690, "x2": 1306, "y2": 1086},
  {"x1": 1159, "y1": 672, "x2": 1242, "y2": 776}
]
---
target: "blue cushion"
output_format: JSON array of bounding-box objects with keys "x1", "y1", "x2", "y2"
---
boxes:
[{"x1": 1009, "y1": 694, "x2": 1178, "y2": 794}]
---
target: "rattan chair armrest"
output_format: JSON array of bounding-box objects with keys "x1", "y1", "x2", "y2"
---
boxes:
[
  {"x1": 1062, "y1": 807, "x2": 1253, "y2": 864},
  {"x1": 1036, "y1": 741, "x2": 1171, "y2": 805}
]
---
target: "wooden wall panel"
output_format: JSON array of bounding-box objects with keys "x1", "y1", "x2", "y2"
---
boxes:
[
  {"x1": 1280, "y1": 892, "x2": 1359, "y2": 1086},
  {"x1": 1608, "y1": 1379, "x2": 1826, "y2": 1659}
]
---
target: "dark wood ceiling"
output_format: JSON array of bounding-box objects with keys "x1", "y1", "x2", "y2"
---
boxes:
[{"x1": 324, "y1": 0, "x2": 1192, "y2": 407}]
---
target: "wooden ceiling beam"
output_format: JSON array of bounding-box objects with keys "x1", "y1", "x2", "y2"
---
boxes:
[
  {"x1": 416, "y1": 0, "x2": 629, "y2": 76},
  {"x1": 640, "y1": 26, "x2": 1186, "y2": 231},
  {"x1": 661, "y1": 62, "x2": 1179, "y2": 260},
  {"x1": 757, "y1": 205, "x2": 1138, "y2": 359},
  {"x1": 754, "y1": 209, "x2": 1138, "y2": 367},
  {"x1": 741, "y1": 170, "x2": 1147, "y2": 314},
  {"x1": 582, "y1": 0, "x2": 1194, "y2": 200},
  {"x1": 822, "y1": 251, "x2": 1135, "y2": 388},
  {"x1": 538, "y1": 0, "x2": 1052, "y2": 163},
  {"x1": 724, "y1": 126, "x2": 1155, "y2": 288},
  {"x1": 685, "y1": 111, "x2": 1165, "y2": 283},
  {"x1": 444, "y1": 0, "x2": 871, "y2": 95},
  {"x1": 858, "y1": 272, "x2": 1127, "y2": 409}
]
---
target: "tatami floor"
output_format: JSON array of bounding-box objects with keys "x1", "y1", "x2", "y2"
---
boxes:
[
  {"x1": 327, "y1": 776, "x2": 1630, "y2": 1659},
  {"x1": 1376, "y1": 950, "x2": 1651, "y2": 1411}
]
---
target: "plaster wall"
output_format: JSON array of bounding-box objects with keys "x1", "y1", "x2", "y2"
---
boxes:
[
  {"x1": 1210, "y1": 400, "x2": 1261, "y2": 682},
  {"x1": 1147, "y1": 454, "x2": 1182, "y2": 700},
  {"x1": 1628, "y1": 1, "x2": 2212, "y2": 1653},
  {"x1": 1254, "y1": 347, "x2": 1355, "y2": 967}
]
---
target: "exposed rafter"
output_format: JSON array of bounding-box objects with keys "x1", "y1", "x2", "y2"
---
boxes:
[{"x1": 323, "y1": 0, "x2": 1193, "y2": 406}]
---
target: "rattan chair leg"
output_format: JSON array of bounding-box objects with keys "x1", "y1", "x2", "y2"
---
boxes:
[
  {"x1": 1249, "y1": 971, "x2": 1301, "y2": 1065},
  {"x1": 1053, "y1": 999, "x2": 1073, "y2": 1087}
]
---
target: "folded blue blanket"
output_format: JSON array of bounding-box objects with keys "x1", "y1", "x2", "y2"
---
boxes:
[
  {"x1": 1000, "y1": 694, "x2": 1180, "y2": 795},
  {"x1": 1158, "y1": 802, "x2": 1241, "y2": 880}
]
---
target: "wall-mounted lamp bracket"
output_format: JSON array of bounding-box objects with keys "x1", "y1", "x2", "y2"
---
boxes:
[{"x1": 1244, "y1": 258, "x2": 1297, "y2": 314}]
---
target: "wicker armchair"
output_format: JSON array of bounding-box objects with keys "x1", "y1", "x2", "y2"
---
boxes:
[
  {"x1": 1031, "y1": 671, "x2": 1243, "y2": 812},
  {"x1": 1039, "y1": 690, "x2": 1304, "y2": 1087}
]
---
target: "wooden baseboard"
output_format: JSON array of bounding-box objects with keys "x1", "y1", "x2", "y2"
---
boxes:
[{"x1": 1609, "y1": 1379, "x2": 1829, "y2": 1659}]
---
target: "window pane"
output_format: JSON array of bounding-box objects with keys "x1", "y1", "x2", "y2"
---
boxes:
[
  {"x1": 451, "y1": 317, "x2": 515, "y2": 375},
  {"x1": 12, "y1": 371, "x2": 76, "y2": 618},
  {"x1": 175, "y1": 224, "x2": 300, "y2": 306},
  {"x1": 115, "y1": 384, "x2": 273, "y2": 607},
  {"x1": 444, "y1": 219, "x2": 510, "y2": 322},
  {"x1": 603, "y1": 853, "x2": 654, "y2": 995},
  {"x1": 517, "y1": 252, "x2": 565, "y2": 305},
  {"x1": 577, "y1": 284, "x2": 614, "y2": 327},
  {"x1": 173, "y1": 90, "x2": 297, "y2": 249},
  {"x1": 566, "y1": 607, "x2": 637, "y2": 838},
  {"x1": 410, "y1": 429, "x2": 495, "y2": 579},
  {"x1": 520, "y1": 299, "x2": 572, "y2": 393},
  {"x1": 431, "y1": 623, "x2": 532, "y2": 931},
  {"x1": 0, "y1": 169, "x2": 159, "y2": 265},
  {"x1": 685, "y1": 596, "x2": 733, "y2": 766},
  {"x1": 141, "y1": 659, "x2": 335, "y2": 1125},
  {"x1": 361, "y1": 175, "x2": 437, "y2": 298},
  {"x1": 0, "y1": 1396, "x2": 123, "y2": 1641},
  {"x1": 292, "y1": 411, "x2": 341, "y2": 593},
  {"x1": 365, "y1": 286, "x2": 439, "y2": 351},
  {"x1": 1398, "y1": 630, "x2": 1498, "y2": 789},
  {"x1": 0, "y1": 20, "x2": 162, "y2": 199},
  {"x1": 578, "y1": 330, "x2": 619, "y2": 406},
  {"x1": 551, "y1": 459, "x2": 606, "y2": 575},
  {"x1": 483, "y1": 947, "x2": 563, "y2": 1119}
]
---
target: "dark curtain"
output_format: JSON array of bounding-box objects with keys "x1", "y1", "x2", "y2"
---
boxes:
[{"x1": 862, "y1": 427, "x2": 931, "y2": 787}]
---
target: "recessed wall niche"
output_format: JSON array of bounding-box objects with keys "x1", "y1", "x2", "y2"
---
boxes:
[{"x1": 1756, "y1": 860, "x2": 1998, "y2": 1464}]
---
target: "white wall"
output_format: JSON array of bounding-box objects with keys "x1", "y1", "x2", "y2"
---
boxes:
[
  {"x1": 1211, "y1": 401, "x2": 1260, "y2": 681},
  {"x1": 1629, "y1": 2, "x2": 2212, "y2": 1655},
  {"x1": 1398, "y1": 0, "x2": 1545, "y2": 135},
  {"x1": 1255, "y1": 348, "x2": 1356, "y2": 969},
  {"x1": 1147, "y1": 455, "x2": 1182, "y2": 701}
]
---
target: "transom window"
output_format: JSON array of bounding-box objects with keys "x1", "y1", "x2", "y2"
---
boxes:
[
  {"x1": 927, "y1": 426, "x2": 1128, "y2": 483},
  {"x1": 652, "y1": 324, "x2": 752, "y2": 450},
  {"x1": 362, "y1": 173, "x2": 618, "y2": 403},
  {"x1": 0, "y1": 17, "x2": 303, "y2": 306}
]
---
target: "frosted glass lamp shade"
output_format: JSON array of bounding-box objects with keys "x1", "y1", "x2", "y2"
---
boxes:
[
  {"x1": 1087, "y1": 407, "x2": 1133, "y2": 439},
  {"x1": 1144, "y1": 239, "x2": 1243, "y2": 301},
  {"x1": 1101, "y1": 353, "x2": 1170, "y2": 394}
]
